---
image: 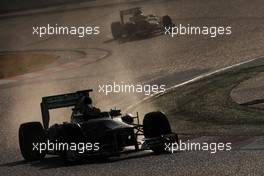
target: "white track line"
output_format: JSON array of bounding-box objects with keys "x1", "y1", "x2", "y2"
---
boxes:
[{"x1": 126, "y1": 56, "x2": 264, "y2": 111}]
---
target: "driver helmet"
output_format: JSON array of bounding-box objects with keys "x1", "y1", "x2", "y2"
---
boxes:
[
  {"x1": 134, "y1": 8, "x2": 143, "y2": 16},
  {"x1": 83, "y1": 96, "x2": 92, "y2": 105}
]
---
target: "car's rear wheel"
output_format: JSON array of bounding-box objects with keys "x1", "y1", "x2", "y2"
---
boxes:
[
  {"x1": 143, "y1": 111, "x2": 176, "y2": 154},
  {"x1": 19, "y1": 122, "x2": 46, "y2": 161},
  {"x1": 111, "y1": 22, "x2": 123, "y2": 39}
]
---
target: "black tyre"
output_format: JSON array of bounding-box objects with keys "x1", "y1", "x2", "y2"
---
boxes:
[
  {"x1": 19, "y1": 122, "x2": 46, "y2": 161},
  {"x1": 162, "y1": 15, "x2": 173, "y2": 28},
  {"x1": 143, "y1": 111, "x2": 175, "y2": 154},
  {"x1": 111, "y1": 21, "x2": 123, "y2": 39}
]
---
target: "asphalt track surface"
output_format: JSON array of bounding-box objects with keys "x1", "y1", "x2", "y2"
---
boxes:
[{"x1": 0, "y1": 0, "x2": 264, "y2": 175}]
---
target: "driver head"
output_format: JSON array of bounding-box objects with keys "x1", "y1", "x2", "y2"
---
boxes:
[
  {"x1": 134, "y1": 8, "x2": 143, "y2": 16},
  {"x1": 84, "y1": 96, "x2": 92, "y2": 105}
]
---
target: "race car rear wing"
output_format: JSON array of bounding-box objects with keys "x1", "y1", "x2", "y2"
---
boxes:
[
  {"x1": 120, "y1": 7, "x2": 142, "y2": 24},
  {"x1": 40, "y1": 89, "x2": 93, "y2": 129}
]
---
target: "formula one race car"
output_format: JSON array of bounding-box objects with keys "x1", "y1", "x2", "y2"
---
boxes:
[
  {"x1": 19, "y1": 89, "x2": 178, "y2": 162},
  {"x1": 111, "y1": 7, "x2": 173, "y2": 39}
]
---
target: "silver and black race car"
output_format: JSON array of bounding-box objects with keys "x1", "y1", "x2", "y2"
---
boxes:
[
  {"x1": 111, "y1": 7, "x2": 173, "y2": 39},
  {"x1": 19, "y1": 89, "x2": 178, "y2": 163}
]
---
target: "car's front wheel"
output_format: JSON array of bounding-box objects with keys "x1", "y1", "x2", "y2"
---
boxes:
[
  {"x1": 143, "y1": 111, "x2": 177, "y2": 154},
  {"x1": 162, "y1": 15, "x2": 173, "y2": 28}
]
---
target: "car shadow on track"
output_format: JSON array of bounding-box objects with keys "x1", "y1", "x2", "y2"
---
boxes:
[
  {"x1": 103, "y1": 32, "x2": 163, "y2": 44},
  {"x1": 0, "y1": 151, "x2": 156, "y2": 170}
]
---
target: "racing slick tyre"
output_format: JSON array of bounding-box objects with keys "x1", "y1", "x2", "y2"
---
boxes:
[
  {"x1": 162, "y1": 15, "x2": 173, "y2": 28},
  {"x1": 111, "y1": 22, "x2": 123, "y2": 39},
  {"x1": 19, "y1": 122, "x2": 47, "y2": 161},
  {"x1": 143, "y1": 111, "x2": 177, "y2": 154}
]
